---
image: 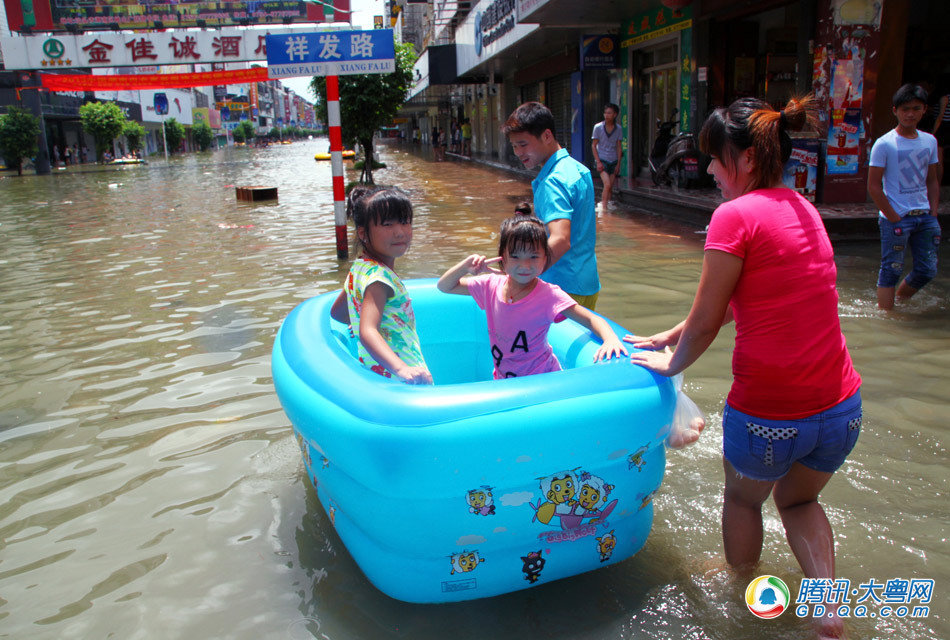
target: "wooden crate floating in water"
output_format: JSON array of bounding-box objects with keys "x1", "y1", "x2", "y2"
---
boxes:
[{"x1": 236, "y1": 186, "x2": 278, "y2": 201}]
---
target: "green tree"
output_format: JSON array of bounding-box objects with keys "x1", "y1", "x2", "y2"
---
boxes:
[
  {"x1": 232, "y1": 126, "x2": 246, "y2": 144},
  {"x1": 311, "y1": 39, "x2": 416, "y2": 183},
  {"x1": 268, "y1": 126, "x2": 281, "y2": 141},
  {"x1": 0, "y1": 107, "x2": 40, "y2": 176},
  {"x1": 79, "y1": 101, "x2": 127, "y2": 161},
  {"x1": 236, "y1": 120, "x2": 256, "y2": 142},
  {"x1": 163, "y1": 117, "x2": 185, "y2": 153},
  {"x1": 193, "y1": 121, "x2": 214, "y2": 151},
  {"x1": 122, "y1": 120, "x2": 145, "y2": 154}
]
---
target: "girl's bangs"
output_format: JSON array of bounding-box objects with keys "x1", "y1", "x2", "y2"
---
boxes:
[{"x1": 367, "y1": 190, "x2": 413, "y2": 225}]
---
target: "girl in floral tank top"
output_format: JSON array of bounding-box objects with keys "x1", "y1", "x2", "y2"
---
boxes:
[{"x1": 330, "y1": 186, "x2": 431, "y2": 384}]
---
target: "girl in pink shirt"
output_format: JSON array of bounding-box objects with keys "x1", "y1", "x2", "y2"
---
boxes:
[{"x1": 438, "y1": 208, "x2": 625, "y2": 379}]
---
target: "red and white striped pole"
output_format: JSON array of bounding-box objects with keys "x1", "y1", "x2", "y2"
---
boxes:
[{"x1": 326, "y1": 74, "x2": 348, "y2": 259}]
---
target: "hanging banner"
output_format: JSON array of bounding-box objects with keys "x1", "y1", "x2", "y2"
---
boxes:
[
  {"x1": 249, "y1": 81, "x2": 259, "y2": 118},
  {"x1": 40, "y1": 67, "x2": 268, "y2": 91}
]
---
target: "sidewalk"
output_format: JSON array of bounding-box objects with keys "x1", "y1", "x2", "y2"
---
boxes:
[
  {"x1": 442, "y1": 145, "x2": 950, "y2": 243},
  {"x1": 616, "y1": 179, "x2": 950, "y2": 242}
]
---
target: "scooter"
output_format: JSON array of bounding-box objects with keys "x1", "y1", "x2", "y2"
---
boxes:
[
  {"x1": 649, "y1": 109, "x2": 678, "y2": 186},
  {"x1": 658, "y1": 130, "x2": 711, "y2": 188}
]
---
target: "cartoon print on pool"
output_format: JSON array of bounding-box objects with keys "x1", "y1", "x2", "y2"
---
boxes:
[
  {"x1": 529, "y1": 468, "x2": 618, "y2": 530},
  {"x1": 627, "y1": 445, "x2": 649, "y2": 471},
  {"x1": 596, "y1": 530, "x2": 617, "y2": 562},
  {"x1": 449, "y1": 551, "x2": 486, "y2": 575},
  {"x1": 466, "y1": 485, "x2": 496, "y2": 516},
  {"x1": 521, "y1": 550, "x2": 546, "y2": 583},
  {"x1": 638, "y1": 489, "x2": 658, "y2": 511}
]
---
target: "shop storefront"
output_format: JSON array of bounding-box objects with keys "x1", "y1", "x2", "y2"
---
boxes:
[{"x1": 621, "y1": 3, "x2": 693, "y2": 181}]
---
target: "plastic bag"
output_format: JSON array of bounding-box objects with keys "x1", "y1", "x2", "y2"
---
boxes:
[{"x1": 668, "y1": 372, "x2": 705, "y2": 449}]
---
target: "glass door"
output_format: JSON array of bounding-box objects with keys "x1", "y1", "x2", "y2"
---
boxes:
[{"x1": 634, "y1": 40, "x2": 679, "y2": 177}]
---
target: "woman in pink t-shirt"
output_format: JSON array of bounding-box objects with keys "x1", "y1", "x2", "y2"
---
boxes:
[
  {"x1": 627, "y1": 96, "x2": 861, "y2": 640},
  {"x1": 438, "y1": 207, "x2": 626, "y2": 379}
]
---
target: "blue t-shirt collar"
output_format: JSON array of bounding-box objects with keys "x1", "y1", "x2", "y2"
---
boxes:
[{"x1": 536, "y1": 147, "x2": 569, "y2": 183}]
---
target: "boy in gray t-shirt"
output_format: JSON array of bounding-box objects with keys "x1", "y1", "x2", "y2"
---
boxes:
[{"x1": 590, "y1": 103, "x2": 623, "y2": 212}]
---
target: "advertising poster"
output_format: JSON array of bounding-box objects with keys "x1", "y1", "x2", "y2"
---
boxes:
[
  {"x1": 827, "y1": 107, "x2": 862, "y2": 175},
  {"x1": 825, "y1": 47, "x2": 864, "y2": 175},
  {"x1": 783, "y1": 138, "x2": 820, "y2": 201}
]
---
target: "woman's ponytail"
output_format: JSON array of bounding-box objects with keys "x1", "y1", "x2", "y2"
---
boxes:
[{"x1": 746, "y1": 94, "x2": 819, "y2": 190}]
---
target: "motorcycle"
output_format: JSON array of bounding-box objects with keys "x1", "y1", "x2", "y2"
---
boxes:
[
  {"x1": 648, "y1": 109, "x2": 678, "y2": 186},
  {"x1": 657, "y1": 130, "x2": 711, "y2": 189}
]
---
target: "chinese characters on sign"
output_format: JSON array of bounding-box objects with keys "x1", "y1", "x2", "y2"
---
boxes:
[
  {"x1": 266, "y1": 29, "x2": 396, "y2": 79},
  {"x1": 0, "y1": 28, "x2": 311, "y2": 71}
]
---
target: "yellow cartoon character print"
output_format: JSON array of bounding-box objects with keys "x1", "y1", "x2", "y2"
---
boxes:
[
  {"x1": 449, "y1": 551, "x2": 485, "y2": 575},
  {"x1": 466, "y1": 486, "x2": 495, "y2": 516},
  {"x1": 532, "y1": 470, "x2": 578, "y2": 525},
  {"x1": 596, "y1": 530, "x2": 617, "y2": 562}
]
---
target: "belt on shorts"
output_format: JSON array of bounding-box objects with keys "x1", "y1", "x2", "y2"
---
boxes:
[{"x1": 905, "y1": 209, "x2": 930, "y2": 216}]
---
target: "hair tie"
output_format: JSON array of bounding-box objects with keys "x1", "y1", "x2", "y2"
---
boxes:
[{"x1": 778, "y1": 110, "x2": 788, "y2": 129}]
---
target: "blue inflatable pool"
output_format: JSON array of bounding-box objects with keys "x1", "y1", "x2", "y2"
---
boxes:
[{"x1": 272, "y1": 279, "x2": 675, "y2": 603}]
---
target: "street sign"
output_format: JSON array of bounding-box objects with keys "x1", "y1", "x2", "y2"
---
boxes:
[
  {"x1": 266, "y1": 29, "x2": 396, "y2": 79},
  {"x1": 154, "y1": 92, "x2": 168, "y2": 115}
]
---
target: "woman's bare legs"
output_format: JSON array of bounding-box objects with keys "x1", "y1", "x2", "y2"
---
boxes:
[
  {"x1": 774, "y1": 463, "x2": 843, "y2": 639},
  {"x1": 722, "y1": 459, "x2": 845, "y2": 638}
]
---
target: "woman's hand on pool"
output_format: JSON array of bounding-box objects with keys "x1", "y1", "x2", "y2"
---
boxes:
[
  {"x1": 629, "y1": 348, "x2": 674, "y2": 376},
  {"x1": 593, "y1": 337, "x2": 628, "y2": 362},
  {"x1": 397, "y1": 365, "x2": 434, "y2": 385},
  {"x1": 623, "y1": 329, "x2": 676, "y2": 350}
]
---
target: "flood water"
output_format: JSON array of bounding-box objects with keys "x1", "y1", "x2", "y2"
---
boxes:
[{"x1": 0, "y1": 140, "x2": 946, "y2": 640}]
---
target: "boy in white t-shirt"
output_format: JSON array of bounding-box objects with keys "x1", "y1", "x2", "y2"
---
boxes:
[{"x1": 868, "y1": 83, "x2": 941, "y2": 310}]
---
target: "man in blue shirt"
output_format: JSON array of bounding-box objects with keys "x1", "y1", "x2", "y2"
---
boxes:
[{"x1": 502, "y1": 102, "x2": 601, "y2": 309}]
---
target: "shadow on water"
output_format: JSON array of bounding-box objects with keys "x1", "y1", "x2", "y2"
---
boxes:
[{"x1": 0, "y1": 139, "x2": 945, "y2": 640}]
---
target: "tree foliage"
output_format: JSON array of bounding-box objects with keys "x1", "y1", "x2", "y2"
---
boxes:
[
  {"x1": 122, "y1": 120, "x2": 146, "y2": 153},
  {"x1": 192, "y1": 121, "x2": 214, "y2": 151},
  {"x1": 163, "y1": 117, "x2": 186, "y2": 153},
  {"x1": 0, "y1": 107, "x2": 40, "y2": 176},
  {"x1": 311, "y1": 39, "x2": 416, "y2": 183},
  {"x1": 79, "y1": 101, "x2": 127, "y2": 161},
  {"x1": 236, "y1": 120, "x2": 256, "y2": 142}
]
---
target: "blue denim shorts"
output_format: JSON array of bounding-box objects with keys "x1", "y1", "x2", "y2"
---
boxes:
[
  {"x1": 600, "y1": 160, "x2": 618, "y2": 175},
  {"x1": 877, "y1": 214, "x2": 941, "y2": 289},
  {"x1": 722, "y1": 390, "x2": 862, "y2": 481}
]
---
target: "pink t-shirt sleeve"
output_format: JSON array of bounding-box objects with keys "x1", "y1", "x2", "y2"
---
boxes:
[
  {"x1": 466, "y1": 274, "x2": 493, "y2": 309},
  {"x1": 545, "y1": 283, "x2": 578, "y2": 322},
  {"x1": 704, "y1": 201, "x2": 749, "y2": 258}
]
